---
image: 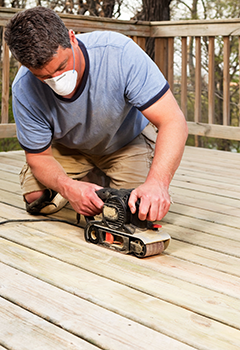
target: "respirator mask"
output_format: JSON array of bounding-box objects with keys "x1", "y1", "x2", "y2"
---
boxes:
[{"x1": 44, "y1": 45, "x2": 78, "y2": 96}]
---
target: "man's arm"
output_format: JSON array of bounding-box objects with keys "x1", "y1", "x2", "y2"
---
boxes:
[
  {"x1": 26, "y1": 147, "x2": 103, "y2": 216},
  {"x1": 128, "y1": 89, "x2": 188, "y2": 222}
]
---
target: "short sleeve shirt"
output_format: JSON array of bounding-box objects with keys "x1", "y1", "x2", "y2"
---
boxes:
[{"x1": 12, "y1": 31, "x2": 169, "y2": 155}]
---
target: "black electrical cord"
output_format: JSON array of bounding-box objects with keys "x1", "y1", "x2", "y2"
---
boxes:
[{"x1": 0, "y1": 217, "x2": 85, "y2": 229}]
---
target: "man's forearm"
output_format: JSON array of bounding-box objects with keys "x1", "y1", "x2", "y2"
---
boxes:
[
  {"x1": 146, "y1": 117, "x2": 188, "y2": 188},
  {"x1": 26, "y1": 151, "x2": 74, "y2": 198}
]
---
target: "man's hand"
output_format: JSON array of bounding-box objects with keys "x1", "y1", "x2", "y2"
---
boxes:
[
  {"x1": 64, "y1": 180, "x2": 104, "y2": 216},
  {"x1": 26, "y1": 147, "x2": 104, "y2": 217},
  {"x1": 128, "y1": 179, "x2": 171, "y2": 222}
]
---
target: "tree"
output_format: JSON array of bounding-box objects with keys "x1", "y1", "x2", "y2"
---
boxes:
[{"x1": 133, "y1": 0, "x2": 172, "y2": 59}]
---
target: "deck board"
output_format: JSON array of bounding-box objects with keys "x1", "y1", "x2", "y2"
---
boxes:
[{"x1": 0, "y1": 146, "x2": 240, "y2": 350}]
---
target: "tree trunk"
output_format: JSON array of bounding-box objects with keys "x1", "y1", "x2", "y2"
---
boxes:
[{"x1": 135, "y1": 0, "x2": 171, "y2": 59}]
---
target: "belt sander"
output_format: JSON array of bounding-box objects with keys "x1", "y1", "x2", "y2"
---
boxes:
[{"x1": 84, "y1": 188, "x2": 171, "y2": 258}]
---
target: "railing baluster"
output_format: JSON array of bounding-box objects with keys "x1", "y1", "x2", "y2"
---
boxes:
[
  {"x1": 181, "y1": 37, "x2": 187, "y2": 119},
  {"x1": 1, "y1": 27, "x2": 10, "y2": 124},
  {"x1": 195, "y1": 37, "x2": 201, "y2": 123},
  {"x1": 208, "y1": 36, "x2": 215, "y2": 124},
  {"x1": 168, "y1": 37, "x2": 174, "y2": 91},
  {"x1": 223, "y1": 36, "x2": 230, "y2": 125}
]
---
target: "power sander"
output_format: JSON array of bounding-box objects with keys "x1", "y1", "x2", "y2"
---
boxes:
[{"x1": 84, "y1": 188, "x2": 171, "y2": 258}]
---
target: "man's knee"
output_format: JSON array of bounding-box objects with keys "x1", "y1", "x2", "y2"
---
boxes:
[{"x1": 24, "y1": 189, "x2": 68, "y2": 215}]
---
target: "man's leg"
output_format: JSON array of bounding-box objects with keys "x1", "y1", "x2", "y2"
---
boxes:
[{"x1": 97, "y1": 123, "x2": 157, "y2": 189}]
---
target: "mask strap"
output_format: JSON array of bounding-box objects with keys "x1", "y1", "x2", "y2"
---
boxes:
[{"x1": 71, "y1": 45, "x2": 75, "y2": 72}]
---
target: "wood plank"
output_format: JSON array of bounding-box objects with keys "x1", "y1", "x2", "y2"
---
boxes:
[
  {"x1": 13, "y1": 216, "x2": 240, "y2": 289},
  {"x1": 187, "y1": 122, "x2": 240, "y2": 141},
  {"x1": 1, "y1": 224, "x2": 240, "y2": 330},
  {"x1": 223, "y1": 36, "x2": 230, "y2": 125},
  {"x1": 171, "y1": 192, "x2": 240, "y2": 218},
  {"x1": 0, "y1": 297, "x2": 99, "y2": 350},
  {"x1": 195, "y1": 37, "x2": 201, "y2": 124},
  {"x1": 0, "y1": 237, "x2": 240, "y2": 349},
  {"x1": 170, "y1": 186, "x2": 240, "y2": 209},
  {"x1": 0, "y1": 169, "x2": 20, "y2": 183},
  {"x1": 208, "y1": 37, "x2": 215, "y2": 123},
  {"x1": 171, "y1": 178, "x2": 240, "y2": 200},
  {"x1": 1, "y1": 29, "x2": 10, "y2": 124},
  {"x1": 175, "y1": 166, "x2": 240, "y2": 187},
  {"x1": 4, "y1": 214, "x2": 240, "y2": 296},
  {"x1": 173, "y1": 174, "x2": 240, "y2": 195},
  {"x1": 181, "y1": 37, "x2": 188, "y2": 118},
  {"x1": 1, "y1": 202, "x2": 240, "y2": 290},
  {"x1": 169, "y1": 202, "x2": 240, "y2": 232},
  {"x1": 0, "y1": 263, "x2": 195, "y2": 350},
  {"x1": 0, "y1": 189, "x2": 25, "y2": 209},
  {"x1": 168, "y1": 37, "x2": 174, "y2": 90},
  {"x1": 0, "y1": 8, "x2": 151, "y2": 37},
  {"x1": 0, "y1": 178, "x2": 22, "y2": 194},
  {"x1": 162, "y1": 219, "x2": 240, "y2": 257},
  {"x1": 0, "y1": 123, "x2": 17, "y2": 139},
  {"x1": 151, "y1": 18, "x2": 240, "y2": 37}
]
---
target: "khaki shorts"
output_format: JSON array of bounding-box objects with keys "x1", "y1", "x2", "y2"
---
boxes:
[{"x1": 20, "y1": 123, "x2": 157, "y2": 195}]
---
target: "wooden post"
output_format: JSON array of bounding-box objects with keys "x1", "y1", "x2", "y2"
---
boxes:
[
  {"x1": 155, "y1": 38, "x2": 168, "y2": 79},
  {"x1": 223, "y1": 36, "x2": 230, "y2": 126},
  {"x1": 1, "y1": 27, "x2": 10, "y2": 124},
  {"x1": 181, "y1": 37, "x2": 187, "y2": 119},
  {"x1": 136, "y1": 36, "x2": 146, "y2": 51},
  {"x1": 195, "y1": 37, "x2": 201, "y2": 124},
  {"x1": 208, "y1": 37, "x2": 215, "y2": 124},
  {"x1": 168, "y1": 37, "x2": 174, "y2": 92},
  {"x1": 194, "y1": 37, "x2": 201, "y2": 147}
]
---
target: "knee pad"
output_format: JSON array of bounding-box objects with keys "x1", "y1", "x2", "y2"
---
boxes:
[{"x1": 25, "y1": 189, "x2": 68, "y2": 215}]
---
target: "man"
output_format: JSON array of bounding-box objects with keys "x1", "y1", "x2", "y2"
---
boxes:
[{"x1": 5, "y1": 7, "x2": 188, "y2": 222}]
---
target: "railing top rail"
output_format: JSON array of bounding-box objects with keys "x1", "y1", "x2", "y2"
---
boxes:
[
  {"x1": 0, "y1": 7, "x2": 151, "y2": 37},
  {"x1": 1, "y1": 7, "x2": 240, "y2": 37},
  {"x1": 151, "y1": 19, "x2": 240, "y2": 37}
]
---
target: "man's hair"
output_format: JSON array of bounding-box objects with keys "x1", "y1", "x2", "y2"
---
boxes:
[{"x1": 4, "y1": 6, "x2": 71, "y2": 68}]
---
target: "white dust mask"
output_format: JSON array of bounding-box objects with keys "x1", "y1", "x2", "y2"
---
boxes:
[{"x1": 44, "y1": 45, "x2": 78, "y2": 96}]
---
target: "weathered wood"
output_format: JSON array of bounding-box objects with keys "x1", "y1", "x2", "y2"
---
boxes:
[
  {"x1": 168, "y1": 37, "x2": 174, "y2": 90},
  {"x1": 0, "y1": 8, "x2": 151, "y2": 36},
  {"x1": 208, "y1": 37, "x2": 215, "y2": 124},
  {"x1": 155, "y1": 38, "x2": 168, "y2": 79},
  {"x1": 151, "y1": 18, "x2": 240, "y2": 37},
  {"x1": 181, "y1": 37, "x2": 188, "y2": 118},
  {"x1": 1, "y1": 138, "x2": 240, "y2": 349},
  {"x1": 0, "y1": 297, "x2": 99, "y2": 350},
  {"x1": 195, "y1": 37, "x2": 201, "y2": 126},
  {"x1": 223, "y1": 36, "x2": 230, "y2": 125},
  {"x1": 187, "y1": 121, "x2": 240, "y2": 140},
  {"x1": 0, "y1": 237, "x2": 240, "y2": 350},
  {"x1": 0, "y1": 263, "x2": 196, "y2": 350},
  {"x1": 1, "y1": 28, "x2": 9, "y2": 124},
  {"x1": 0, "y1": 123, "x2": 17, "y2": 138}
]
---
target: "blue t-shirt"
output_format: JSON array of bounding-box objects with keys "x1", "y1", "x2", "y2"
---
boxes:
[{"x1": 12, "y1": 31, "x2": 169, "y2": 155}]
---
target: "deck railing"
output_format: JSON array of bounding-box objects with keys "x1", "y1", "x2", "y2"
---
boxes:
[{"x1": 1, "y1": 7, "x2": 240, "y2": 143}]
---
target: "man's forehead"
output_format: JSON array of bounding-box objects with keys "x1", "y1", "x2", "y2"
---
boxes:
[{"x1": 29, "y1": 47, "x2": 71, "y2": 78}]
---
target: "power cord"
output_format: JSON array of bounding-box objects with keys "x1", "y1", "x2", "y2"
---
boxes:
[{"x1": 0, "y1": 217, "x2": 84, "y2": 229}]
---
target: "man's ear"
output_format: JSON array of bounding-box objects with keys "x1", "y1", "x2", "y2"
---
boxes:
[{"x1": 68, "y1": 29, "x2": 78, "y2": 45}]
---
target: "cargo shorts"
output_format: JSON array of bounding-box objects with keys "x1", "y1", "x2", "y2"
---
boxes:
[{"x1": 20, "y1": 123, "x2": 157, "y2": 195}]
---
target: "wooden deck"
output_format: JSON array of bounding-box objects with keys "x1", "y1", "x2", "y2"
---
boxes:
[{"x1": 0, "y1": 146, "x2": 240, "y2": 350}]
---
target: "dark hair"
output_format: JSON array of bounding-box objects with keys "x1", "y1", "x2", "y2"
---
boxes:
[{"x1": 4, "y1": 6, "x2": 71, "y2": 68}]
